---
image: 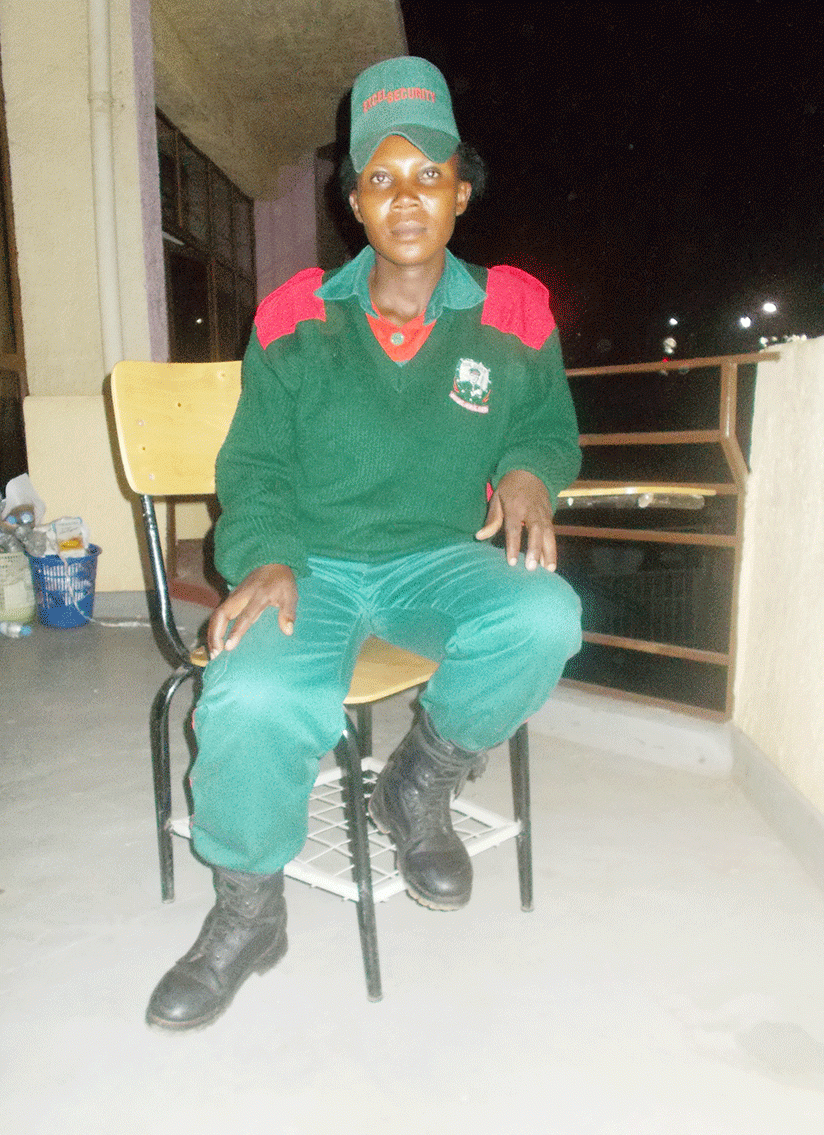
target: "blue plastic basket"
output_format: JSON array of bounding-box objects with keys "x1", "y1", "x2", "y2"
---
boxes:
[{"x1": 28, "y1": 545, "x2": 101, "y2": 628}]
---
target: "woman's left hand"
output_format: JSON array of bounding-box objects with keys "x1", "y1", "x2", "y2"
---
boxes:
[{"x1": 475, "y1": 469, "x2": 557, "y2": 571}]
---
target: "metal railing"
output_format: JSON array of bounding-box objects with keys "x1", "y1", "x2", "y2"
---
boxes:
[{"x1": 557, "y1": 351, "x2": 778, "y2": 719}]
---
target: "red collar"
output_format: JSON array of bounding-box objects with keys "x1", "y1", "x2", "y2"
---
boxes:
[{"x1": 366, "y1": 308, "x2": 435, "y2": 362}]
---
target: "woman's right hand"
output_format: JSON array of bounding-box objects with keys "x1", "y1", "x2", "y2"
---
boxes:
[{"x1": 207, "y1": 563, "x2": 298, "y2": 658}]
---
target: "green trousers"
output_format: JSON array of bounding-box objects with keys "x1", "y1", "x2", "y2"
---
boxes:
[{"x1": 191, "y1": 542, "x2": 581, "y2": 874}]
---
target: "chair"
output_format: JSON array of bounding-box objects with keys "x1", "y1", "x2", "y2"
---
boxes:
[{"x1": 110, "y1": 360, "x2": 532, "y2": 1002}]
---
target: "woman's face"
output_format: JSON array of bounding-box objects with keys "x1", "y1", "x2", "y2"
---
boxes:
[{"x1": 349, "y1": 135, "x2": 471, "y2": 273}]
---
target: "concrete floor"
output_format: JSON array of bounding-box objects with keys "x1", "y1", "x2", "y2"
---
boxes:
[{"x1": 3, "y1": 594, "x2": 824, "y2": 1134}]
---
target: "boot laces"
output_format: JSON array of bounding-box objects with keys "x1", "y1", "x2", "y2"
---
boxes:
[
  {"x1": 417, "y1": 747, "x2": 486, "y2": 800},
  {"x1": 406, "y1": 764, "x2": 462, "y2": 834},
  {"x1": 187, "y1": 875, "x2": 281, "y2": 964}
]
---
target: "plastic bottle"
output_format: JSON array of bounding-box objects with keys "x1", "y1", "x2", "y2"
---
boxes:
[{"x1": 0, "y1": 621, "x2": 32, "y2": 638}]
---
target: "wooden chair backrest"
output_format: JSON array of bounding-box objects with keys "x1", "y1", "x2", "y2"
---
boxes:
[{"x1": 110, "y1": 360, "x2": 242, "y2": 497}]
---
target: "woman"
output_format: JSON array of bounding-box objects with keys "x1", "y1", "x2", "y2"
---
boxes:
[{"x1": 147, "y1": 55, "x2": 582, "y2": 1031}]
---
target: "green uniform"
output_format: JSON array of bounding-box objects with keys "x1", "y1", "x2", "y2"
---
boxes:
[
  {"x1": 214, "y1": 248, "x2": 581, "y2": 582},
  {"x1": 190, "y1": 250, "x2": 583, "y2": 875}
]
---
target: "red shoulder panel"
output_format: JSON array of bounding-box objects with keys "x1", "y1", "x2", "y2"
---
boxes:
[
  {"x1": 481, "y1": 265, "x2": 556, "y2": 350},
  {"x1": 254, "y1": 267, "x2": 326, "y2": 349}
]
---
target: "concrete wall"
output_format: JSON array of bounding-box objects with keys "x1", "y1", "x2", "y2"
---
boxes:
[
  {"x1": 4, "y1": 0, "x2": 322, "y2": 581},
  {"x1": 4, "y1": 3, "x2": 104, "y2": 397},
  {"x1": 734, "y1": 337, "x2": 824, "y2": 811},
  {"x1": 3, "y1": 0, "x2": 162, "y2": 393},
  {"x1": 4, "y1": 0, "x2": 164, "y2": 590}
]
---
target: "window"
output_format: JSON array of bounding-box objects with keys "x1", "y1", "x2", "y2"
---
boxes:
[{"x1": 157, "y1": 112, "x2": 256, "y2": 363}]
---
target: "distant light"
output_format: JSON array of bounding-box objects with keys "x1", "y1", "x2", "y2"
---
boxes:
[
  {"x1": 195, "y1": 318, "x2": 204, "y2": 325},
  {"x1": 739, "y1": 316, "x2": 752, "y2": 329},
  {"x1": 662, "y1": 337, "x2": 677, "y2": 355},
  {"x1": 762, "y1": 301, "x2": 778, "y2": 314},
  {"x1": 668, "y1": 317, "x2": 679, "y2": 327}
]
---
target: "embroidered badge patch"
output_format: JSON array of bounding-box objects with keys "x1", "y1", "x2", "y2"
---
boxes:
[{"x1": 450, "y1": 358, "x2": 491, "y2": 414}]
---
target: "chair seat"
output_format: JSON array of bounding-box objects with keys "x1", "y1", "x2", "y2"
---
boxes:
[
  {"x1": 346, "y1": 637, "x2": 438, "y2": 703},
  {"x1": 190, "y1": 635, "x2": 437, "y2": 703}
]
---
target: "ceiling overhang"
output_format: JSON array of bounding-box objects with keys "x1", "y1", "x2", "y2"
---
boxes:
[{"x1": 151, "y1": 0, "x2": 407, "y2": 198}]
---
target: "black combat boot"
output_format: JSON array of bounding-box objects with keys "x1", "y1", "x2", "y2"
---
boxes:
[
  {"x1": 146, "y1": 867, "x2": 287, "y2": 1030},
  {"x1": 368, "y1": 710, "x2": 485, "y2": 910}
]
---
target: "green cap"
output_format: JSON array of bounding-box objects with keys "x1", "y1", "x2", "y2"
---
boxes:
[{"x1": 350, "y1": 56, "x2": 461, "y2": 173}]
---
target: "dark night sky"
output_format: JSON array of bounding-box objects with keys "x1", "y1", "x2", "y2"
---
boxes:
[{"x1": 399, "y1": 0, "x2": 824, "y2": 365}]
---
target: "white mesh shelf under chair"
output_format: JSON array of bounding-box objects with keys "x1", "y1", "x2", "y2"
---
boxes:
[
  {"x1": 170, "y1": 759, "x2": 523, "y2": 904},
  {"x1": 169, "y1": 718, "x2": 532, "y2": 1005},
  {"x1": 284, "y1": 757, "x2": 521, "y2": 903}
]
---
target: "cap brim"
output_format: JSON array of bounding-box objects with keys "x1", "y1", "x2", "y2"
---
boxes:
[{"x1": 351, "y1": 126, "x2": 458, "y2": 173}]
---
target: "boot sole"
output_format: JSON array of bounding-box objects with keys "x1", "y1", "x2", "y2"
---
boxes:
[
  {"x1": 368, "y1": 793, "x2": 470, "y2": 912},
  {"x1": 146, "y1": 930, "x2": 288, "y2": 1032}
]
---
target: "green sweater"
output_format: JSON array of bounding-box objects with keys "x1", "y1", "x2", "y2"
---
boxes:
[{"x1": 214, "y1": 250, "x2": 581, "y2": 585}]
